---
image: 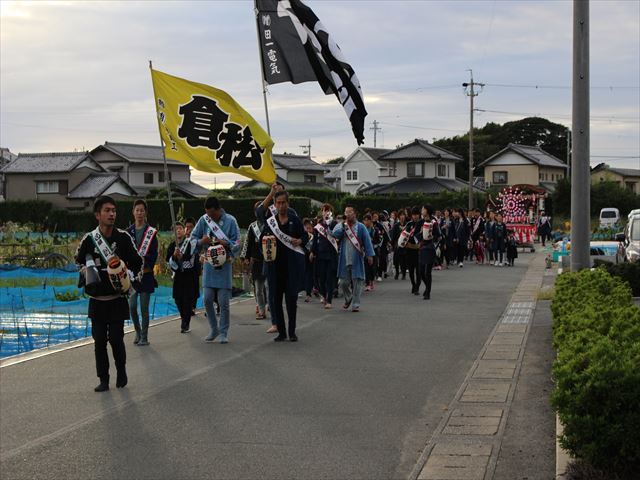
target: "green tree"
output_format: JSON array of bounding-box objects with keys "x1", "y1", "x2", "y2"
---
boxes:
[{"x1": 325, "y1": 156, "x2": 345, "y2": 165}]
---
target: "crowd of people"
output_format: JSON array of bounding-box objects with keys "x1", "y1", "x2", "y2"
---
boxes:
[{"x1": 76, "y1": 185, "x2": 531, "y2": 392}]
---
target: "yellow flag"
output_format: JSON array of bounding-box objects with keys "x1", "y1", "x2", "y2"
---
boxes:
[{"x1": 150, "y1": 69, "x2": 276, "y2": 184}]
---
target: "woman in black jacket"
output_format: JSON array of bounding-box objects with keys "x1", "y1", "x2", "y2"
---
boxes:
[{"x1": 452, "y1": 208, "x2": 470, "y2": 267}]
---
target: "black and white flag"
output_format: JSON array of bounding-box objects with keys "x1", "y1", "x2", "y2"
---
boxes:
[{"x1": 255, "y1": 0, "x2": 368, "y2": 145}]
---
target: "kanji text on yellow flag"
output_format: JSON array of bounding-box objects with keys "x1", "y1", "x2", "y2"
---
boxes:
[{"x1": 151, "y1": 69, "x2": 276, "y2": 184}]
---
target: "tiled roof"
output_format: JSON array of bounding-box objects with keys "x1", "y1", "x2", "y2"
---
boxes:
[
  {"x1": 360, "y1": 177, "x2": 482, "y2": 195},
  {"x1": 273, "y1": 154, "x2": 328, "y2": 172},
  {"x1": 172, "y1": 181, "x2": 211, "y2": 197},
  {"x1": 378, "y1": 139, "x2": 463, "y2": 162},
  {"x1": 360, "y1": 147, "x2": 393, "y2": 161},
  {"x1": 607, "y1": 167, "x2": 640, "y2": 177},
  {"x1": 1, "y1": 152, "x2": 97, "y2": 173},
  {"x1": 479, "y1": 144, "x2": 568, "y2": 169},
  {"x1": 67, "y1": 174, "x2": 133, "y2": 198},
  {"x1": 99, "y1": 142, "x2": 183, "y2": 165},
  {"x1": 324, "y1": 165, "x2": 342, "y2": 180}
]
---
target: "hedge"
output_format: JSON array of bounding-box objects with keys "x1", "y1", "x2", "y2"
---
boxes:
[
  {"x1": 336, "y1": 191, "x2": 486, "y2": 215},
  {"x1": 593, "y1": 260, "x2": 640, "y2": 296},
  {"x1": 551, "y1": 268, "x2": 640, "y2": 478},
  {"x1": 0, "y1": 200, "x2": 53, "y2": 225},
  {"x1": 0, "y1": 197, "x2": 314, "y2": 232}
]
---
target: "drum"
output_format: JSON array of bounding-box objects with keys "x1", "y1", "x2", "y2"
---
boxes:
[
  {"x1": 206, "y1": 244, "x2": 227, "y2": 268},
  {"x1": 422, "y1": 222, "x2": 433, "y2": 241},
  {"x1": 262, "y1": 235, "x2": 277, "y2": 262},
  {"x1": 398, "y1": 229, "x2": 410, "y2": 248},
  {"x1": 106, "y1": 256, "x2": 131, "y2": 293}
]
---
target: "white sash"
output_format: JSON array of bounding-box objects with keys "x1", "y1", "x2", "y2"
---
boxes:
[
  {"x1": 344, "y1": 223, "x2": 363, "y2": 255},
  {"x1": 314, "y1": 223, "x2": 339, "y2": 252},
  {"x1": 266, "y1": 215, "x2": 305, "y2": 255},
  {"x1": 179, "y1": 237, "x2": 191, "y2": 255},
  {"x1": 269, "y1": 204, "x2": 277, "y2": 217},
  {"x1": 90, "y1": 228, "x2": 114, "y2": 264},
  {"x1": 137, "y1": 225, "x2": 157, "y2": 257},
  {"x1": 204, "y1": 215, "x2": 231, "y2": 243},
  {"x1": 251, "y1": 221, "x2": 262, "y2": 239}
]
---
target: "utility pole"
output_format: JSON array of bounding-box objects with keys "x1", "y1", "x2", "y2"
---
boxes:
[
  {"x1": 463, "y1": 70, "x2": 484, "y2": 210},
  {"x1": 299, "y1": 139, "x2": 311, "y2": 158},
  {"x1": 566, "y1": 129, "x2": 572, "y2": 180},
  {"x1": 370, "y1": 120, "x2": 382, "y2": 147},
  {"x1": 571, "y1": 0, "x2": 590, "y2": 271}
]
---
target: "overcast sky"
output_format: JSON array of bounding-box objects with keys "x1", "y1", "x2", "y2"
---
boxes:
[{"x1": 1, "y1": 0, "x2": 638, "y2": 188}]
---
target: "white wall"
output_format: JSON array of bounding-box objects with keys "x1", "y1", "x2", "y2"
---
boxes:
[
  {"x1": 485, "y1": 151, "x2": 531, "y2": 166},
  {"x1": 340, "y1": 150, "x2": 380, "y2": 194}
]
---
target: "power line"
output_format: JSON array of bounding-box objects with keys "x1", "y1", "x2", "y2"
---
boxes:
[
  {"x1": 484, "y1": 83, "x2": 639, "y2": 90},
  {"x1": 475, "y1": 108, "x2": 640, "y2": 123},
  {"x1": 0, "y1": 122, "x2": 156, "y2": 133},
  {"x1": 378, "y1": 121, "x2": 464, "y2": 134}
]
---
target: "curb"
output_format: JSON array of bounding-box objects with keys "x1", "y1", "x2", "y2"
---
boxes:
[{"x1": 556, "y1": 415, "x2": 571, "y2": 479}]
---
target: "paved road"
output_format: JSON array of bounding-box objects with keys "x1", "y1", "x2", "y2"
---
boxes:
[{"x1": 0, "y1": 258, "x2": 530, "y2": 480}]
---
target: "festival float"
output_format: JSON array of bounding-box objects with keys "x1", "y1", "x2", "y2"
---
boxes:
[{"x1": 488, "y1": 185, "x2": 549, "y2": 251}]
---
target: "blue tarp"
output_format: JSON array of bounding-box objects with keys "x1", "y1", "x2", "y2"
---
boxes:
[{"x1": 0, "y1": 268, "x2": 203, "y2": 358}]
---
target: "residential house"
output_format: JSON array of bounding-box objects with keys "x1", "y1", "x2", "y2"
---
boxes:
[
  {"x1": 1, "y1": 151, "x2": 136, "y2": 210},
  {"x1": 324, "y1": 164, "x2": 342, "y2": 190},
  {"x1": 591, "y1": 163, "x2": 640, "y2": 194},
  {"x1": 90, "y1": 141, "x2": 210, "y2": 198},
  {"x1": 340, "y1": 140, "x2": 471, "y2": 195},
  {"x1": 478, "y1": 143, "x2": 568, "y2": 192},
  {"x1": 0, "y1": 147, "x2": 18, "y2": 200},
  {"x1": 337, "y1": 147, "x2": 394, "y2": 193},
  {"x1": 232, "y1": 153, "x2": 332, "y2": 189}
]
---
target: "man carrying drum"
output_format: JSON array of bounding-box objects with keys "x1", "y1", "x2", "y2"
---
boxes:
[
  {"x1": 76, "y1": 196, "x2": 143, "y2": 392},
  {"x1": 332, "y1": 205, "x2": 375, "y2": 313},
  {"x1": 190, "y1": 197, "x2": 241, "y2": 344}
]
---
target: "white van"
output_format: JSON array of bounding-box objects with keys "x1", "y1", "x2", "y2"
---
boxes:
[{"x1": 599, "y1": 208, "x2": 620, "y2": 227}]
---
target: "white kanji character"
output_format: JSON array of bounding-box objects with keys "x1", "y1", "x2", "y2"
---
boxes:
[
  {"x1": 262, "y1": 14, "x2": 271, "y2": 27},
  {"x1": 267, "y1": 49, "x2": 277, "y2": 63},
  {"x1": 264, "y1": 29, "x2": 271, "y2": 40}
]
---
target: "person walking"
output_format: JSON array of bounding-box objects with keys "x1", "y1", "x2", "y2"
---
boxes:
[
  {"x1": 470, "y1": 208, "x2": 485, "y2": 265},
  {"x1": 494, "y1": 213, "x2": 507, "y2": 266},
  {"x1": 190, "y1": 197, "x2": 241, "y2": 344},
  {"x1": 537, "y1": 211, "x2": 552, "y2": 247},
  {"x1": 76, "y1": 196, "x2": 143, "y2": 392},
  {"x1": 262, "y1": 191, "x2": 305, "y2": 342},
  {"x1": 404, "y1": 207, "x2": 422, "y2": 293},
  {"x1": 241, "y1": 203, "x2": 268, "y2": 322},
  {"x1": 166, "y1": 221, "x2": 200, "y2": 333},
  {"x1": 332, "y1": 206, "x2": 375, "y2": 312},
  {"x1": 418, "y1": 206, "x2": 441, "y2": 300},
  {"x1": 126, "y1": 199, "x2": 158, "y2": 346},
  {"x1": 452, "y1": 208, "x2": 470, "y2": 268},
  {"x1": 311, "y1": 203, "x2": 339, "y2": 309},
  {"x1": 485, "y1": 211, "x2": 496, "y2": 265},
  {"x1": 184, "y1": 217, "x2": 200, "y2": 315},
  {"x1": 391, "y1": 209, "x2": 408, "y2": 279}
]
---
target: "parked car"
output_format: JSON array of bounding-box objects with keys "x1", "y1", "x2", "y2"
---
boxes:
[
  {"x1": 599, "y1": 208, "x2": 620, "y2": 228},
  {"x1": 616, "y1": 210, "x2": 640, "y2": 263}
]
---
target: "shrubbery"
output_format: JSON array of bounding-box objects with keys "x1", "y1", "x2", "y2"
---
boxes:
[
  {"x1": 593, "y1": 260, "x2": 640, "y2": 296},
  {"x1": 551, "y1": 268, "x2": 640, "y2": 478}
]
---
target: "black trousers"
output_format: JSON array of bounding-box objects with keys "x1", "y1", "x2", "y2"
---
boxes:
[
  {"x1": 406, "y1": 249, "x2": 421, "y2": 292},
  {"x1": 274, "y1": 272, "x2": 297, "y2": 337},
  {"x1": 377, "y1": 248, "x2": 388, "y2": 277},
  {"x1": 89, "y1": 297, "x2": 128, "y2": 381},
  {"x1": 175, "y1": 292, "x2": 195, "y2": 330},
  {"x1": 394, "y1": 250, "x2": 407, "y2": 277},
  {"x1": 316, "y1": 257, "x2": 337, "y2": 304},
  {"x1": 453, "y1": 242, "x2": 467, "y2": 264},
  {"x1": 420, "y1": 262, "x2": 434, "y2": 296}
]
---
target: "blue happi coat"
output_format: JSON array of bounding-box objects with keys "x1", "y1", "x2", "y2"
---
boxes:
[
  {"x1": 332, "y1": 221, "x2": 375, "y2": 280},
  {"x1": 190, "y1": 210, "x2": 241, "y2": 290},
  {"x1": 126, "y1": 223, "x2": 158, "y2": 293}
]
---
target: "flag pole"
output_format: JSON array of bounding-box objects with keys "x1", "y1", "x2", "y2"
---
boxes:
[
  {"x1": 253, "y1": 1, "x2": 271, "y2": 136},
  {"x1": 149, "y1": 60, "x2": 178, "y2": 235}
]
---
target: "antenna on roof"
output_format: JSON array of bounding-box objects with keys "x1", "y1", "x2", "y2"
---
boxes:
[{"x1": 299, "y1": 139, "x2": 311, "y2": 158}]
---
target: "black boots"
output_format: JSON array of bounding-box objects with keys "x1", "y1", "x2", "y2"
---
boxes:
[
  {"x1": 116, "y1": 370, "x2": 128, "y2": 388},
  {"x1": 94, "y1": 376, "x2": 109, "y2": 392}
]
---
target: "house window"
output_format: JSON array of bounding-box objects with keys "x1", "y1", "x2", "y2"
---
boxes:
[
  {"x1": 492, "y1": 171, "x2": 508, "y2": 184},
  {"x1": 36, "y1": 181, "x2": 60, "y2": 193},
  {"x1": 407, "y1": 162, "x2": 424, "y2": 177},
  {"x1": 346, "y1": 170, "x2": 358, "y2": 182},
  {"x1": 304, "y1": 175, "x2": 317, "y2": 183},
  {"x1": 159, "y1": 171, "x2": 165, "y2": 183},
  {"x1": 144, "y1": 173, "x2": 154, "y2": 184},
  {"x1": 437, "y1": 164, "x2": 447, "y2": 177}
]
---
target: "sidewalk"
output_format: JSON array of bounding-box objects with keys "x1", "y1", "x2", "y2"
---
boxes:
[{"x1": 410, "y1": 251, "x2": 555, "y2": 480}]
